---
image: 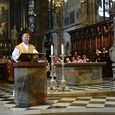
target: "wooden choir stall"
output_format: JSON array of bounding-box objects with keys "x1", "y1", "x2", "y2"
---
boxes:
[{"x1": 13, "y1": 53, "x2": 48, "y2": 107}]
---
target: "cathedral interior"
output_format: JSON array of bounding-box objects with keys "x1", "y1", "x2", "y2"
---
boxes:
[{"x1": 0, "y1": 0, "x2": 115, "y2": 115}]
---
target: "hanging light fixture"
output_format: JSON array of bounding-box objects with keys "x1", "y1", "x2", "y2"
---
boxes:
[
  {"x1": 81, "y1": 0, "x2": 86, "y2": 3},
  {"x1": 48, "y1": 0, "x2": 68, "y2": 8}
]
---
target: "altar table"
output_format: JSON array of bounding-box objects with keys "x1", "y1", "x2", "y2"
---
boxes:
[{"x1": 55, "y1": 62, "x2": 106, "y2": 85}]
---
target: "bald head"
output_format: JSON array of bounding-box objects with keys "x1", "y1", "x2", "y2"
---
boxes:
[{"x1": 22, "y1": 33, "x2": 30, "y2": 44}]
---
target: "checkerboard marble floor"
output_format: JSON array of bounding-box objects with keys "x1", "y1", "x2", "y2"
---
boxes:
[{"x1": 1, "y1": 80, "x2": 115, "y2": 115}]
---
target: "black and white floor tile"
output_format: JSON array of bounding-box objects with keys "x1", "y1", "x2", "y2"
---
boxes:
[{"x1": 0, "y1": 81, "x2": 115, "y2": 112}]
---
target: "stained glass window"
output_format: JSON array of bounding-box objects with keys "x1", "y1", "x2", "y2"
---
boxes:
[{"x1": 96, "y1": 0, "x2": 114, "y2": 22}]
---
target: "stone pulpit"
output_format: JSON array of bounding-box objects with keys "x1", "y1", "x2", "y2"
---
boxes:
[{"x1": 13, "y1": 53, "x2": 47, "y2": 107}]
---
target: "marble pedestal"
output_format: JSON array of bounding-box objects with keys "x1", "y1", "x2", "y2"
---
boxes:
[{"x1": 13, "y1": 61, "x2": 47, "y2": 107}]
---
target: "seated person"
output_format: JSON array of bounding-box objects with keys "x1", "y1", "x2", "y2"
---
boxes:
[
  {"x1": 54, "y1": 56, "x2": 61, "y2": 63},
  {"x1": 102, "y1": 47, "x2": 109, "y2": 62},
  {"x1": 95, "y1": 49, "x2": 103, "y2": 62},
  {"x1": 82, "y1": 54, "x2": 90, "y2": 63},
  {"x1": 65, "y1": 57, "x2": 71, "y2": 63},
  {"x1": 73, "y1": 51, "x2": 78, "y2": 60},
  {"x1": 96, "y1": 48, "x2": 101, "y2": 54},
  {"x1": 102, "y1": 47, "x2": 108, "y2": 53},
  {"x1": 71, "y1": 56, "x2": 77, "y2": 63},
  {"x1": 76, "y1": 55, "x2": 83, "y2": 63}
]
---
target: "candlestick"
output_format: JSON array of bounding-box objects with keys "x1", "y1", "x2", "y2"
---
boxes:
[
  {"x1": 51, "y1": 44, "x2": 53, "y2": 55},
  {"x1": 59, "y1": 54, "x2": 67, "y2": 91},
  {"x1": 61, "y1": 44, "x2": 64, "y2": 55},
  {"x1": 49, "y1": 55, "x2": 57, "y2": 90}
]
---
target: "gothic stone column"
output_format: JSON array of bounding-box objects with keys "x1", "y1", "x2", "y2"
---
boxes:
[{"x1": 109, "y1": 2, "x2": 115, "y2": 79}]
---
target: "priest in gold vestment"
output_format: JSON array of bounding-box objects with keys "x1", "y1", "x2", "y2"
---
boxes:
[{"x1": 12, "y1": 33, "x2": 38, "y2": 62}]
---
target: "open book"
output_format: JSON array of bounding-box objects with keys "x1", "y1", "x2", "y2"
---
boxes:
[{"x1": 17, "y1": 53, "x2": 45, "y2": 62}]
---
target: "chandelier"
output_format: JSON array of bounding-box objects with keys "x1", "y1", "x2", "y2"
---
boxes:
[{"x1": 48, "y1": 0, "x2": 68, "y2": 8}]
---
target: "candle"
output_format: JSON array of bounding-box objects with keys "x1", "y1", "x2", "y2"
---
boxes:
[
  {"x1": 61, "y1": 44, "x2": 64, "y2": 55},
  {"x1": 51, "y1": 44, "x2": 53, "y2": 55}
]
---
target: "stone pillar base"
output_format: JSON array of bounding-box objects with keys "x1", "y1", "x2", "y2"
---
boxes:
[{"x1": 112, "y1": 63, "x2": 115, "y2": 79}]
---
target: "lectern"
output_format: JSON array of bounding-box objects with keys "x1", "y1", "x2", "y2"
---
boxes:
[{"x1": 13, "y1": 53, "x2": 47, "y2": 107}]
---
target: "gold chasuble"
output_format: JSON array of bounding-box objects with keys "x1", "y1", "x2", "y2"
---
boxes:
[{"x1": 16, "y1": 43, "x2": 35, "y2": 53}]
